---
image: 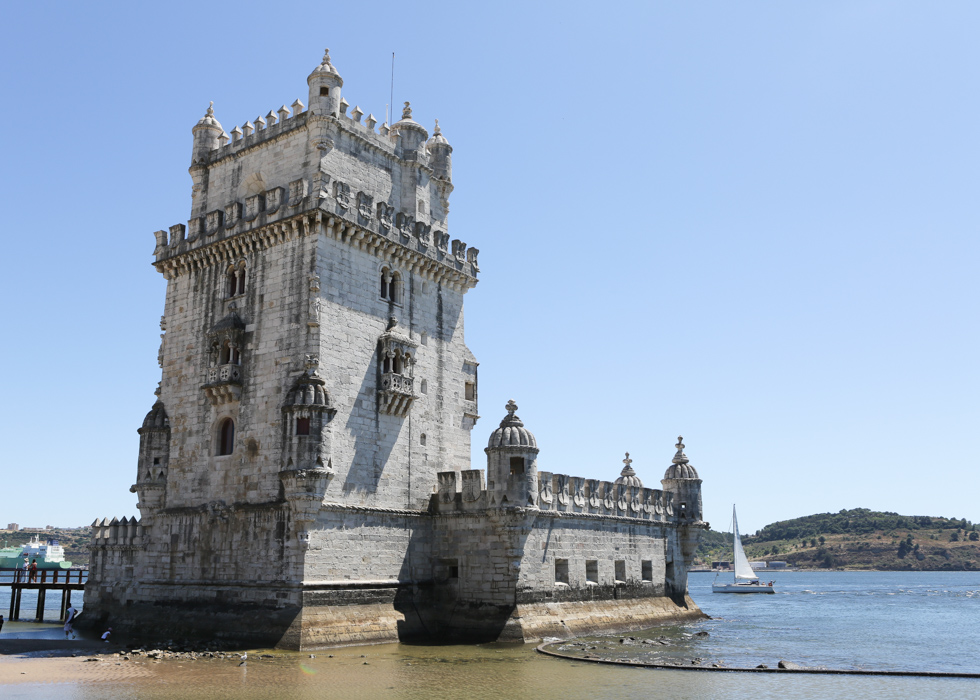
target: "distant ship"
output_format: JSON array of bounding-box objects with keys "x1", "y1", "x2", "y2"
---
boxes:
[{"x1": 0, "y1": 535, "x2": 73, "y2": 569}]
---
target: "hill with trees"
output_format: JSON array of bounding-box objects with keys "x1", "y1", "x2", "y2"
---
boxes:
[{"x1": 697, "y1": 508, "x2": 979, "y2": 571}]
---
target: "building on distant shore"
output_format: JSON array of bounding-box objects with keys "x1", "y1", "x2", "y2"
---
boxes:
[
  {"x1": 5, "y1": 523, "x2": 19, "y2": 531},
  {"x1": 83, "y1": 48, "x2": 707, "y2": 650}
]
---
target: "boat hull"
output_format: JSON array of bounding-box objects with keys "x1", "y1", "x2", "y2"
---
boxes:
[{"x1": 712, "y1": 582, "x2": 775, "y2": 594}]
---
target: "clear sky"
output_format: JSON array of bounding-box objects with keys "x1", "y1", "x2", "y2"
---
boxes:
[{"x1": 1, "y1": 1, "x2": 977, "y2": 535}]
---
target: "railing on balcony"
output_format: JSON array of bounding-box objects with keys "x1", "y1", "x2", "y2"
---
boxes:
[
  {"x1": 380, "y1": 372, "x2": 414, "y2": 394},
  {"x1": 206, "y1": 363, "x2": 244, "y2": 385}
]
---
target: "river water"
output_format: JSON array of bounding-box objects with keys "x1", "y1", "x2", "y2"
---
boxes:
[{"x1": 1, "y1": 571, "x2": 977, "y2": 699}]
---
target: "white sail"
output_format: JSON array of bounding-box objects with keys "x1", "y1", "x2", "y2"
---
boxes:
[{"x1": 732, "y1": 507, "x2": 758, "y2": 581}]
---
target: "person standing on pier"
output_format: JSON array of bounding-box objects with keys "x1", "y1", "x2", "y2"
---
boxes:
[
  {"x1": 64, "y1": 604, "x2": 77, "y2": 639},
  {"x1": 28, "y1": 559, "x2": 38, "y2": 583}
]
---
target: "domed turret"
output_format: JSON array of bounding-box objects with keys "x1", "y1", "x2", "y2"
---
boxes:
[
  {"x1": 485, "y1": 400, "x2": 540, "y2": 508},
  {"x1": 281, "y1": 365, "x2": 336, "y2": 473},
  {"x1": 390, "y1": 102, "x2": 428, "y2": 151},
  {"x1": 487, "y1": 399, "x2": 537, "y2": 449},
  {"x1": 614, "y1": 452, "x2": 643, "y2": 488},
  {"x1": 141, "y1": 400, "x2": 170, "y2": 431},
  {"x1": 661, "y1": 436, "x2": 702, "y2": 522},
  {"x1": 663, "y1": 436, "x2": 699, "y2": 480},
  {"x1": 307, "y1": 48, "x2": 344, "y2": 117},
  {"x1": 426, "y1": 119, "x2": 453, "y2": 181},
  {"x1": 191, "y1": 102, "x2": 224, "y2": 165}
]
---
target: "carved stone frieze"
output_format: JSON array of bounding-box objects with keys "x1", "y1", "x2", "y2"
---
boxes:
[
  {"x1": 224, "y1": 202, "x2": 243, "y2": 228},
  {"x1": 288, "y1": 178, "x2": 308, "y2": 206},
  {"x1": 205, "y1": 209, "x2": 224, "y2": 235},
  {"x1": 357, "y1": 192, "x2": 373, "y2": 221},
  {"x1": 334, "y1": 181, "x2": 351, "y2": 210}
]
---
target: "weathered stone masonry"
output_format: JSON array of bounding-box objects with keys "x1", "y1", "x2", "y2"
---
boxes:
[{"x1": 84, "y1": 49, "x2": 706, "y2": 648}]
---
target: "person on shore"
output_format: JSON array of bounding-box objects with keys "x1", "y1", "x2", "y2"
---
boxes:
[
  {"x1": 64, "y1": 605, "x2": 78, "y2": 640},
  {"x1": 28, "y1": 559, "x2": 38, "y2": 583},
  {"x1": 101, "y1": 627, "x2": 112, "y2": 643},
  {"x1": 0, "y1": 614, "x2": 5, "y2": 634}
]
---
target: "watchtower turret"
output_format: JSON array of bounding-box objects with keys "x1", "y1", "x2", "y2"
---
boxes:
[
  {"x1": 661, "y1": 436, "x2": 702, "y2": 522},
  {"x1": 307, "y1": 48, "x2": 343, "y2": 117},
  {"x1": 485, "y1": 400, "x2": 539, "y2": 508},
  {"x1": 426, "y1": 119, "x2": 452, "y2": 181},
  {"x1": 390, "y1": 101, "x2": 428, "y2": 152}
]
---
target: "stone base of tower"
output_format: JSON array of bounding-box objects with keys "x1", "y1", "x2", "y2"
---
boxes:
[{"x1": 505, "y1": 594, "x2": 706, "y2": 643}]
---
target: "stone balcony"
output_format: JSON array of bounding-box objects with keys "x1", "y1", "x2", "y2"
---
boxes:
[
  {"x1": 203, "y1": 363, "x2": 244, "y2": 405},
  {"x1": 379, "y1": 372, "x2": 415, "y2": 417}
]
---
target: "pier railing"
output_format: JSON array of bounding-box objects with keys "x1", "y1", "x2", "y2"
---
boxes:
[{"x1": 1, "y1": 567, "x2": 88, "y2": 621}]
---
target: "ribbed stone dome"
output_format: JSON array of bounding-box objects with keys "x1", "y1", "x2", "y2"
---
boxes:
[
  {"x1": 141, "y1": 401, "x2": 170, "y2": 431},
  {"x1": 427, "y1": 119, "x2": 450, "y2": 147},
  {"x1": 285, "y1": 372, "x2": 329, "y2": 407},
  {"x1": 663, "y1": 436, "x2": 700, "y2": 480},
  {"x1": 194, "y1": 102, "x2": 222, "y2": 131},
  {"x1": 614, "y1": 452, "x2": 643, "y2": 488},
  {"x1": 309, "y1": 48, "x2": 341, "y2": 78},
  {"x1": 487, "y1": 400, "x2": 537, "y2": 449}
]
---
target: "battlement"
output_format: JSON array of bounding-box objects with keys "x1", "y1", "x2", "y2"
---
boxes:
[
  {"x1": 89, "y1": 517, "x2": 143, "y2": 548},
  {"x1": 433, "y1": 469, "x2": 691, "y2": 523}
]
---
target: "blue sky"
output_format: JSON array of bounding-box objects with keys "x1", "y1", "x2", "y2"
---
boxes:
[{"x1": 1, "y1": 1, "x2": 977, "y2": 534}]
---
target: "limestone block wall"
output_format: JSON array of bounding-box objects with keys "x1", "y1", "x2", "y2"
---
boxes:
[
  {"x1": 517, "y1": 514, "x2": 669, "y2": 601},
  {"x1": 303, "y1": 509, "x2": 431, "y2": 583}
]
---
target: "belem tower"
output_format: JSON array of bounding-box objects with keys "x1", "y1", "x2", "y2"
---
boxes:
[{"x1": 83, "y1": 49, "x2": 707, "y2": 649}]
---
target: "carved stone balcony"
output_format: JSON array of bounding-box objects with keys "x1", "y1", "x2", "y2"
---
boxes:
[
  {"x1": 379, "y1": 372, "x2": 416, "y2": 417},
  {"x1": 203, "y1": 363, "x2": 244, "y2": 405}
]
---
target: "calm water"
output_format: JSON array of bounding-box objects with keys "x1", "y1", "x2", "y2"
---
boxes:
[{"x1": 1, "y1": 571, "x2": 977, "y2": 699}]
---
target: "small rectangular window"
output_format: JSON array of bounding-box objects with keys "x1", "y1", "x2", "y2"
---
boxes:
[
  {"x1": 510, "y1": 457, "x2": 525, "y2": 475},
  {"x1": 642, "y1": 560, "x2": 653, "y2": 582},
  {"x1": 153, "y1": 457, "x2": 160, "y2": 465},
  {"x1": 555, "y1": 558, "x2": 569, "y2": 585},
  {"x1": 615, "y1": 560, "x2": 626, "y2": 583},
  {"x1": 320, "y1": 86, "x2": 330, "y2": 96},
  {"x1": 465, "y1": 382, "x2": 475, "y2": 401},
  {"x1": 586, "y1": 560, "x2": 598, "y2": 584},
  {"x1": 449, "y1": 565, "x2": 459, "y2": 579},
  {"x1": 296, "y1": 418, "x2": 310, "y2": 436}
]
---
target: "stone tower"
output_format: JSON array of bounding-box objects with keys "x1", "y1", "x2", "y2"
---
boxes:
[
  {"x1": 85, "y1": 49, "x2": 482, "y2": 647},
  {"x1": 85, "y1": 49, "x2": 706, "y2": 649}
]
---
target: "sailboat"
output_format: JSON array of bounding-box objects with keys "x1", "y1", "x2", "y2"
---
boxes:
[{"x1": 712, "y1": 505, "x2": 775, "y2": 594}]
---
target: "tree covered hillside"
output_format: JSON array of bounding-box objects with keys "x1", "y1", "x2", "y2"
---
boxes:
[{"x1": 697, "y1": 508, "x2": 979, "y2": 571}]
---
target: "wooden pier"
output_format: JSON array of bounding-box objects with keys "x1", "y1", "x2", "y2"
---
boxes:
[{"x1": 1, "y1": 568, "x2": 87, "y2": 622}]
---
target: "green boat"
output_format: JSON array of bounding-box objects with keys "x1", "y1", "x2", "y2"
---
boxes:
[{"x1": 0, "y1": 535, "x2": 72, "y2": 569}]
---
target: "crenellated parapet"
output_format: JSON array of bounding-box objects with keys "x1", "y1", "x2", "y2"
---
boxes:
[
  {"x1": 433, "y1": 468, "x2": 678, "y2": 523},
  {"x1": 90, "y1": 517, "x2": 143, "y2": 549}
]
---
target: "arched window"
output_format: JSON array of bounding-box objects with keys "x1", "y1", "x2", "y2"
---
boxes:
[
  {"x1": 420, "y1": 379, "x2": 428, "y2": 394},
  {"x1": 420, "y1": 433, "x2": 427, "y2": 446},
  {"x1": 380, "y1": 267, "x2": 390, "y2": 299},
  {"x1": 380, "y1": 268, "x2": 402, "y2": 304},
  {"x1": 217, "y1": 418, "x2": 235, "y2": 456},
  {"x1": 390, "y1": 272, "x2": 402, "y2": 304},
  {"x1": 226, "y1": 263, "x2": 246, "y2": 298}
]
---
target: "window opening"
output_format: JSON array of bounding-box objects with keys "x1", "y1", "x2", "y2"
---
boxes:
[
  {"x1": 586, "y1": 560, "x2": 598, "y2": 584},
  {"x1": 615, "y1": 560, "x2": 626, "y2": 583},
  {"x1": 555, "y1": 558, "x2": 569, "y2": 585},
  {"x1": 465, "y1": 382, "x2": 475, "y2": 401},
  {"x1": 420, "y1": 433, "x2": 427, "y2": 446},
  {"x1": 296, "y1": 418, "x2": 310, "y2": 436},
  {"x1": 510, "y1": 457, "x2": 525, "y2": 475},
  {"x1": 642, "y1": 560, "x2": 653, "y2": 582},
  {"x1": 217, "y1": 418, "x2": 235, "y2": 456}
]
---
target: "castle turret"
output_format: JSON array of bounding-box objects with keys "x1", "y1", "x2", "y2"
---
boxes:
[
  {"x1": 130, "y1": 400, "x2": 170, "y2": 517},
  {"x1": 485, "y1": 400, "x2": 539, "y2": 508},
  {"x1": 307, "y1": 48, "x2": 343, "y2": 117},
  {"x1": 390, "y1": 101, "x2": 429, "y2": 152},
  {"x1": 190, "y1": 102, "x2": 224, "y2": 165},
  {"x1": 426, "y1": 119, "x2": 452, "y2": 181},
  {"x1": 660, "y1": 436, "x2": 702, "y2": 521}
]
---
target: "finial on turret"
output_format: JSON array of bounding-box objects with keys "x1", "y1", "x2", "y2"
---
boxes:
[
  {"x1": 322, "y1": 48, "x2": 332, "y2": 66},
  {"x1": 402, "y1": 101, "x2": 412, "y2": 120},
  {"x1": 621, "y1": 452, "x2": 636, "y2": 477},
  {"x1": 672, "y1": 436, "x2": 689, "y2": 464},
  {"x1": 506, "y1": 399, "x2": 518, "y2": 416},
  {"x1": 433, "y1": 119, "x2": 441, "y2": 135},
  {"x1": 207, "y1": 101, "x2": 214, "y2": 117}
]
